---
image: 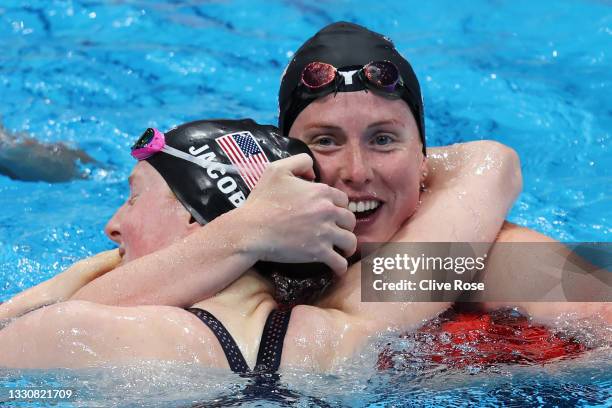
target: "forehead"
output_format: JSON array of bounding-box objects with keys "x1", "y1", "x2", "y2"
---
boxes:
[
  {"x1": 128, "y1": 161, "x2": 167, "y2": 191},
  {"x1": 128, "y1": 162, "x2": 147, "y2": 186},
  {"x1": 292, "y1": 91, "x2": 416, "y2": 131}
]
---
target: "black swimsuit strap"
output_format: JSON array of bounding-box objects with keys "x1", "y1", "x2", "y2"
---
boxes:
[
  {"x1": 254, "y1": 308, "x2": 293, "y2": 373},
  {"x1": 186, "y1": 307, "x2": 292, "y2": 374},
  {"x1": 186, "y1": 307, "x2": 249, "y2": 373}
]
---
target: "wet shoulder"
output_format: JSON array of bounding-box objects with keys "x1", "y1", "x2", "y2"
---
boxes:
[{"x1": 281, "y1": 305, "x2": 368, "y2": 371}]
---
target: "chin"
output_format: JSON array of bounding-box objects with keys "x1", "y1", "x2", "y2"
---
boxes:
[{"x1": 358, "y1": 229, "x2": 392, "y2": 244}]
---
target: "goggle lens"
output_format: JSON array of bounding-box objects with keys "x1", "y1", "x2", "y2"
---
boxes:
[
  {"x1": 299, "y1": 60, "x2": 402, "y2": 95},
  {"x1": 363, "y1": 61, "x2": 400, "y2": 90},
  {"x1": 131, "y1": 128, "x2": 165, "y2": 160},
  {"x1": 301, "y1": 62, "x2": 337, "y2": 89},
  {"x1": 132, "y1": 128, "x2": 155, "y2": 151}
]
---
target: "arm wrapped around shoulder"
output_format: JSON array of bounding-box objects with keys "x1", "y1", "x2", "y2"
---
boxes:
[
  {"x1": 466, "y1": 140, "x2": 522, "y2": 208},
  {"x1": 395, "y1": 140, "x2": 522, "y2": 243},
  {"x1": 0, "y1": 250, "x2": 121, "y2": 322}
]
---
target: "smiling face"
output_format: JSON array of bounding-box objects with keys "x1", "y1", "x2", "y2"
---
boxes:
[
  {"x1": 104, "y1": 161, "x2": 198, "y2": 265},
  {"x1": 289, "y1": 91, "x2": 426, "y2": 248}
]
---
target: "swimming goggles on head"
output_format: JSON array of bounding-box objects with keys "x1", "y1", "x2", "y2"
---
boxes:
[
  {"x1": 131, "y1": 128, "x2": 238, "y2": 174},
  {"x1": 131, "y1": 128, "x2": 167, "y2": 160},
  {"x1": 298, "y1": 60, "x2": 405, "y2": 98}
]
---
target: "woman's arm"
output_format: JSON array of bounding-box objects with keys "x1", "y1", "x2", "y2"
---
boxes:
[
  {"x1": 71, "y1": 154, "x2": 356, "y2": 307},
  {"x1": 0, "y1": 300, "x2": 217, "y2": 368},
  {"x1": 0, "y1": 250, "x2": 120, "y2": 321},
  {"x1": 479, "y1": 223, "x2": 611, "y2": 324},
  {"x1": 397, "y1": 140, "x2": 522, "y2": 242},
  {"x1": 0, "y1": 125, "x2": 95, "y2": 183}
]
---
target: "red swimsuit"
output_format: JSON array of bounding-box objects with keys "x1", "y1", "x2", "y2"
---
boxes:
[{"x1": 378, "y1": 309, "x2": 586, "y2": 370}]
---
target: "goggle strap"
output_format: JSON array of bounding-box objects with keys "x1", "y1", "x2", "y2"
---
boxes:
[{"x1": 161, "y1": 145, "x2": 242, "y2": 176}]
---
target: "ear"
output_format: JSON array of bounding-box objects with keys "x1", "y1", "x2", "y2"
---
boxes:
[{"x1": 419, "y1": 155, "x2": 428, "y2": 185}]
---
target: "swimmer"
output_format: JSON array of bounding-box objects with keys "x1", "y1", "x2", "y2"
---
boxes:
[
  {"x1": 0, "y1": 21, "x2": 519, "y2": 368},
  {"x1": 2, "y1": 23, "x2": 607, "y2": 368},
  {"x1": 0, "y1": 122, "x2": 95, "y2": 182},
  {"x1": 0, "y1": 23, "x2": 581, "y2": 320},
  {"x1": 2, "y1": 119, "x2": 604, "y2": 371},
  {"x1": 278, "y1": 22, "x2": 609, "y2": 321},
  {"x1": 52, "y1": 23, "x2": 522, "y2": 308},
  {"x1": 0, "y1": 119, "x2": 472, "y2": 370},
  {"x1": 69, "y1": 22, "x2": 607, "y2": 319}
]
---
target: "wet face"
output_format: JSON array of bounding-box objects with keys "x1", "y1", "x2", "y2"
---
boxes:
[
  {"x1": 289, "y1": 91, "x2": 426, "y2": 248},
  {"x1": 104, "y1": 161, "x2": 197, "y2": 265}
]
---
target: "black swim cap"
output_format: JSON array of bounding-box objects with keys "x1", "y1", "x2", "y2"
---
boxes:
[
  {"x1": 146, "y1": 119, "x2": 317, "y2": 225},
  {"x1": 142, "y1": 119, "x2": 332, "y2": 304},
  {"x1": 278, "y1": 21, "x2": 426, "y2": 154}
]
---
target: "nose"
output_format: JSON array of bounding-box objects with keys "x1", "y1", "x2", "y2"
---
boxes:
[
  {"x1": 339, "y1": 144, "x2": 373, "y2": 186},
  {"x1": 104, "y1": 209, "x2": 122, "y2": 245}
]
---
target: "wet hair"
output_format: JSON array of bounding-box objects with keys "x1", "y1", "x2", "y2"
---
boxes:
[{"x1": 278, "y1": 21, "x2": 426, "y2": 155}]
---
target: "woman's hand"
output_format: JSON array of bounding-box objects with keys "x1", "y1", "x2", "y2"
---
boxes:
[
  {"x1": 0, "y1": 249, "x2": 120, "y2": 320},
  {"x1": 233, "y1": 154, "x2": 357, "y2": 276}
]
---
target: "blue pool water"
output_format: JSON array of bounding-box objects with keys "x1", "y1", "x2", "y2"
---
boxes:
[{"x1": 0, "y1": 0, "x2": 610, "y2": 406}]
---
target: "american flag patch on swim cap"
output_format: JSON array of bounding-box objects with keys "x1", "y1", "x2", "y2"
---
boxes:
[{"x1": 216, "y1": 131, "x2": 270, "y2": 190}]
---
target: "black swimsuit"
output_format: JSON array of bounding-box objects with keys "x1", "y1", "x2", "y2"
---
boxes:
[
  {"x1": 186, "y1": 307, "x2": 335, "y2": 408},
  {"x1": 186, "y1": 307, "x2": 292, "y2": 374}
]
